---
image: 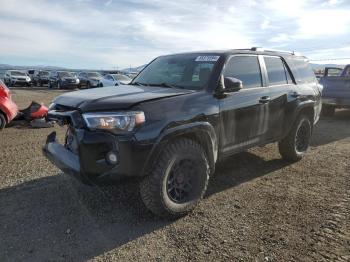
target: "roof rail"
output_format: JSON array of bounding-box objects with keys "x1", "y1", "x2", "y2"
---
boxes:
[{"x1": 250, "y1": 47, "x2": 300, "y2": 55}]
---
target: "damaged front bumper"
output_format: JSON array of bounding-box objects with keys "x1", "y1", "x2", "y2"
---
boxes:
[
  {"x1": 43, "y1": 131, "x2": 85, "y2": 181},
  {"x1": 42, "y1": 112, "x2": 153, "y2": 184}
]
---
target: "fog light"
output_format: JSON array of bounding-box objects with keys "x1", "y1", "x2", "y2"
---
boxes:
[{"x1": 106, "y1": 151, "x2": 118, "y2": 165}]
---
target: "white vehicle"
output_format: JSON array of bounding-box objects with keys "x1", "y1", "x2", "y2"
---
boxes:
[
  {"x1": 4, "y1": 70, "x2": 32, "y2": 87},
  {"x1": 99, "y1": 74, "x2": 132, "y2": 87}
]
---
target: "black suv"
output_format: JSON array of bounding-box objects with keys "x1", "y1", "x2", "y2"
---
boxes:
[
  {"x1": 77, "y1": 72, "x2": 103, "y2": 88},
  {"x1": 33, "y1": 70, "x2": 50, "y2": 86},
  {"x1": 43, "y1": 48, "x2": 322, "y2": 218},
  {"x1": 48, "y1": 71, "x2": 80, "y2": 89}
]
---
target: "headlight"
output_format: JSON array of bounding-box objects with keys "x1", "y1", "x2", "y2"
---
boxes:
[
  {"x1": 82, "y1": 111, "x2": 145, "y2": 132},
  {"x1": 26, "y1": 77, "x2": 31, "y2": 81},
  {"x1": 76, "y1": 79, "x2": 80, "y2": 84}
]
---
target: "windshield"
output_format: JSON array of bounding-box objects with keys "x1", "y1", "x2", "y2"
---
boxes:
[
  {"x1": 132, "y1": 53, "x2": 220, "y2": 90},
  {"x1": 88, "y1": 72, "x2": 101, "y2": 78},
  {"x1": 11, "y1": 71, "x2": 26, "y2": 76},
  {"x1": 39, "y1": 71, "x2": 49, "y2": 76},
  {"x1": 58, "y1": 72, "x2": 73, "y2": 77},
  {"x1": 114, "y1": 74, "x2": 131, "y2": 81}
]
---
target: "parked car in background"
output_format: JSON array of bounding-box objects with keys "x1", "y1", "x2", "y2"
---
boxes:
[
  {"x1": 44, "y1": 48, "x2": 322, "y2": 218},
  {"x1": 99, "y1": 74, "x2": 132, "y2": 87},
  {"x1": 78, "y1": 72, "x2": 102, "y2": 88},
  {"x1": 4, "y1": 70, "x2": 32, "y2": 87},
  {"x1": 48, "y1": 71, "x2": 80, "y2": 89},
  {"x1": 319, "y1": 65, "x2": 350, "y2": 116},
  {"x1": 27, "y1": 69, "x2": 37, "y2": 82},
  {"x1": 0, "y1": 79, "x2": 18, "y2": 130},
  {"x1": 33, "y1": 71, "x2": 50, "y2": 86}
]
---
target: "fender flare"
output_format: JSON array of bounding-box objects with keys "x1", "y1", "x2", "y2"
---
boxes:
[
  {"x1": 283, "y1": 100, "x2": 315, "y2": 138},
  {"x1": 141, "y1": 122, "x2": 218, "y2": 176},
  {"x1": 293, "y1": 100, "x2": 315, "y2": 120}
]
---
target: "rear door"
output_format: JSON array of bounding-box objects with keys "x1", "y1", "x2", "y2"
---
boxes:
[
  {"x1": 262, "y1": 55, "x2": 295, "y2": 140},
  {"x1": 219, "y1": 55, "x2": 271, "y2": 155}
]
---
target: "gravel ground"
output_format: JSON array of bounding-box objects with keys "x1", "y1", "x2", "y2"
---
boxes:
[{"x1": 0, "y1": 88, "x2": 349, "y2": 261}]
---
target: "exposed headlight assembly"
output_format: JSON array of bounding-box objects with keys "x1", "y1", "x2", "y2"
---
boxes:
[{"x1": 82, "y1": 111, "x2": 145, "y2": 132}]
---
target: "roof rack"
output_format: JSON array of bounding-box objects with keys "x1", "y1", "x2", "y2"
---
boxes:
[{"x1": 249, "y1": 47, "x2": 300, "y2": 55}]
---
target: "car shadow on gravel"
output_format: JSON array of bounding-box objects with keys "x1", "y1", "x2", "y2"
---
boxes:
[
  {"x1": 0, "y1": 175, "x2": 168, "y2": 261},
  {"x1": 0, "y1": 151, "x2": 293, "y2": 261},
  {"x1": 206, "y1": 151, "x2": 290, "y2": 196},
  {"x1": 311, "y1": 109, "x2": 350, "y2": 147}
]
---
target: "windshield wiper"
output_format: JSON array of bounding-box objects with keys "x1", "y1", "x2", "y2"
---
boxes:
[{"x1": 148, "y1": 83, "x2": 184, "y2": 89}]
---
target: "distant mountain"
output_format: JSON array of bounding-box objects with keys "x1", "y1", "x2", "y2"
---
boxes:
[
  {"x1": 0, "y1": 64, "x2": 66, "y2": 70},
  {"x1": 121, "y1": 64, "x2": 147, "y2": 73}
]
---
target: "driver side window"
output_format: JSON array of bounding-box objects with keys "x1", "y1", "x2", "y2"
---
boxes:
[{"x1": 224, "y1": 56, "x2": 262, "y2": 88}]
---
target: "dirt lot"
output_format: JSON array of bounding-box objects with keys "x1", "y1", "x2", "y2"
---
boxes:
[{"x1": 0, "y1": 88, "x2": 349, "y2": 261}]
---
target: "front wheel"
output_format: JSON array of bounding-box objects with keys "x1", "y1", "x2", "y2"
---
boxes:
[
  {"x1": 140, "y1": 139, "x2": 209, "y2": 219},
  {"x1": 0, "y1": 113, "x2": 6, "y2": 130},
  {"x1": 279, "y1": 115, "x2": 312, "y2": 162}
]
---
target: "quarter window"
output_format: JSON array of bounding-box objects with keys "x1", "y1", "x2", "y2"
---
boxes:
[
  {"x1": 264, "y1": 56, "x2": 288, "y2": 85},
  {"x1": 224, "y1": 56, "x2": 262, "y2": 88}
]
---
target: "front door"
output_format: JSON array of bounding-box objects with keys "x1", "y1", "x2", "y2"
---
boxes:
[{"x1": 219, "y1": 55, "x2": 271, "y2": 155}]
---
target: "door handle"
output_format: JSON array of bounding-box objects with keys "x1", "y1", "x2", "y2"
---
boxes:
[
  {"x1": 291, "y1": 91, "x2": 301, "y2": 98},
  {"x1": 259, "y1": 96, "x2": 271, "y2": 104}
]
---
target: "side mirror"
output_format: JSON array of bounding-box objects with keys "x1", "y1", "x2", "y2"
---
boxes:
[{"x1": 223, "y1": 77, "x2": 242, "y2": 92}]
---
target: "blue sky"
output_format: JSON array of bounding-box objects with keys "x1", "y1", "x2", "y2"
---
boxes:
[{"x1": 0, "y1": 0, "x2": 350, "y2": 69}]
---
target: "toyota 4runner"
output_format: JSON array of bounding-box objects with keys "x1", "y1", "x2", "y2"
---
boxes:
[{"x1": 43, "y1": 48, "x2": 322, "y2": 218}]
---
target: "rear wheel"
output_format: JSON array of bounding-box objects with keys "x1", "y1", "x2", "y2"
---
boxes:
[
  {"x1": 321, "y1": 105, "x2": 335, "y2": 117},
  {"x1": 279, "y1": 115, "x2": 312, "y2": 162},
  {"x1": 140, "y1": 139, "x2": 209, "y2": 219},
  {"x1": 87, "y1": 82, "x2": 91, "y2": 89},
  {"x1": 0, "y1": 113, "x2": 6, "y2": 130}
]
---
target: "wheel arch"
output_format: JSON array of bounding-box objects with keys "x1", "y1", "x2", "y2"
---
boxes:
[{"x1": 142, "y1": 122, "x2": 218, "y2": 176}]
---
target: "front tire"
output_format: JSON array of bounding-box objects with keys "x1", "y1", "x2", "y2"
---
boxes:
[
  {"x1": 0, "y1": 113, "x2": 6, "y2": 130},
  {"x1": 279, "y1": 115, "x2": 312, "y2": 162},
  {"x1": 140, "y1": 139, "x2": 209, "y2": 219}
]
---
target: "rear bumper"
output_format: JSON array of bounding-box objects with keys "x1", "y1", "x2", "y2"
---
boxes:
[
  {"x1": 322, "y1": 97, "x2": 350, "y2": 108},
  {"x1": 0, "y1": 97, "x2": 18, "y2": 122},
  {"x1": 42, "y1": 128, "x2": 153, "y2": 184}
]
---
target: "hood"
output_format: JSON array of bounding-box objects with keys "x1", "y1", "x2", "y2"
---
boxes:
[{"x1": 53, "y1": 85, "x2": 193, "y2": 112}]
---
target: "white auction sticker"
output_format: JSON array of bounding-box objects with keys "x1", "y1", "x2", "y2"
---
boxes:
[{"x1": 195, "y1": 56, "x2": 220, "y2": 62}]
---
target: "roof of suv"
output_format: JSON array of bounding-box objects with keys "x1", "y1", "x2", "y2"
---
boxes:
[{"x1": 168, "y1": 47, "x2": 307, "y2": 60}]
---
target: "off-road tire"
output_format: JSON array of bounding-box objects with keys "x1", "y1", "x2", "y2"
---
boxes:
[
  {"x1": 321, "y1": 105, "x2": 335, "y2": 117},
  {"x1": 279, "y1": 115, "x2": 312, "y2": 162},
  {"x1": 0, "y1": 113, "x2": 6, "y2": 130},
  {"x1": 140, "y1": 138, "x2": 210, "y2": 219}
]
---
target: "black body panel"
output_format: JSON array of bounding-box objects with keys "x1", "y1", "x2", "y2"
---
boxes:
[{"x1": 44, "y1": 49, "x2": 321, "y2": 183}]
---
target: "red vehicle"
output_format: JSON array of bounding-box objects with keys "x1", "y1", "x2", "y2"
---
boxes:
[{"x1": 0, "y1": 79, "x2": 18, "y2": 130}]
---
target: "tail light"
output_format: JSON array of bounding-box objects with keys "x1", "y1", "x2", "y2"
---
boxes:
[{"x1": 0, "y1": 80, "x2": 10, "y2": 97}]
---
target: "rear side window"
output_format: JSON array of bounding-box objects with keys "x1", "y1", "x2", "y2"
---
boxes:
[
  {"x1": 264, "y1": 56, "x2": 288, "y2": 85},
  {"x1": 288, "y1": 58, "x2": 316, "y2": 84},
  {"x1": 224, "y1": 56, "x2": 262, "y2": 88}
]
